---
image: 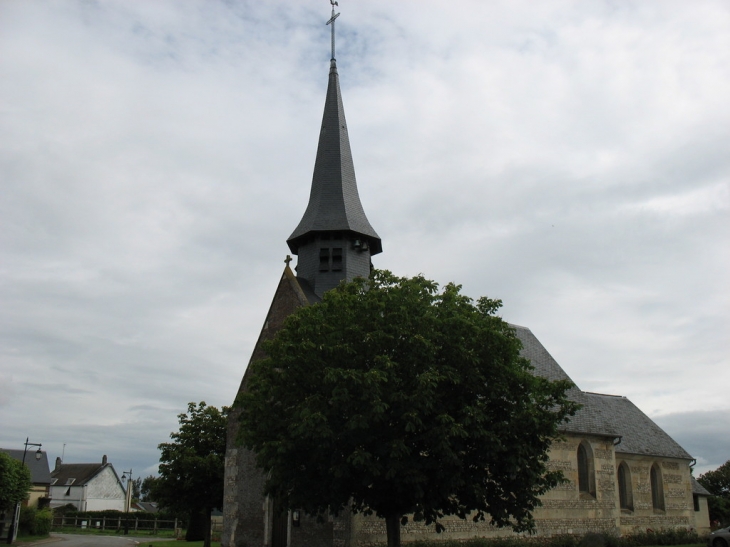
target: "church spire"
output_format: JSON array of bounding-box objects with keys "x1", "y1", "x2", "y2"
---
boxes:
[{"x1": 287, "y1": 2, "x2": 382, "y2": 298}]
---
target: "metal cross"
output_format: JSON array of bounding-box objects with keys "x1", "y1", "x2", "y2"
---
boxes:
[{"x1": 326, "y1": 1, "x2": 340, "y2": 61}]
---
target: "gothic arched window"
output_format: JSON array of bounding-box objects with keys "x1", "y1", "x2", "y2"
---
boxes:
[
  {"x1": 618, "y1": 462, "x2": 633, "y2": 510},
  {"x1": 650, "y1": 463, "x2": 665, "y2": 511},
  {"x1": 577, "y1": 441, "x2": 595, "y2": 497}
]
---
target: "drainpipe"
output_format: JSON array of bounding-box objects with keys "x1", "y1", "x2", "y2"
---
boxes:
[{"x1": 613, "y1": 436, "x2": 623, "y2": 446}]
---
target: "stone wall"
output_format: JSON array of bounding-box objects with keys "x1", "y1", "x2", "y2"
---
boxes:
[
  {"x1": 615, "y1": 455, "x2": 696, "y2": 536},
  {"x1": 221, "y1": 268, "x2": 310, "y2": 547},
  {"x1": 344, "y1": 435, "x2": 702, "y2": 546}
]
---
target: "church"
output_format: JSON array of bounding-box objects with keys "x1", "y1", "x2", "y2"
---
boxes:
[{"x1": 221, "y1": 8, "x2": 711, "y2": 547}]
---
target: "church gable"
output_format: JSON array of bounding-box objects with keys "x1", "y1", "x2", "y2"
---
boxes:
[{"x1": 238, "y1": 265, "x2": 312, "y2": 391}]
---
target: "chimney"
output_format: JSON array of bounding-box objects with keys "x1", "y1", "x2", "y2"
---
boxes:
[
  {"x1": 55, "y1": 457, "x2": 62, "y2": 472},
  {"x1": 102, "y1": 455, "x2": 108, "y2": 465}
]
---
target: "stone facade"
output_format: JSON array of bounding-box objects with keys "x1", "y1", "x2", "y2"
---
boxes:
[{"x1": 335, "y1": 435, "x2": 704, "y2": 547}]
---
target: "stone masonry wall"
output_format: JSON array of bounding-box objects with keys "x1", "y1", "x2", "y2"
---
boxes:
[{"x1": 222, "y1": 268, "x2": 310, "y2": 547}]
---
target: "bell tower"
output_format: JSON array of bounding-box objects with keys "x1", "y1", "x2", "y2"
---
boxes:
[{"x1": 286, "y1": 3, "x2": 381, "y2": 298}]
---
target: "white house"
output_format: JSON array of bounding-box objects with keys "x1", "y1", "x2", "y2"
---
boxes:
[{"x1": 50, "y1": 455, "x2": 126, "y2": 511}]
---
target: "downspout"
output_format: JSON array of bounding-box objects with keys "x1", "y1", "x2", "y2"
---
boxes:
[{"x1": 613, "y1": 436, "x2": 622, "y2": 446}]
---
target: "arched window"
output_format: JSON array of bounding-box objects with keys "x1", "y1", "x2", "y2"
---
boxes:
[
  {"x1": 577, "y1": 441, "x2": 595, "y2": 497},
  {"x1": 617, "y1": 462, "x2": 633, "y2": 511},
  {"x1": 650, "y1": 463, "x2": 664, "y2": 511}
]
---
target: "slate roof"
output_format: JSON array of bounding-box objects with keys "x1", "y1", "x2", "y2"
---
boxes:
[
  {"x1": 511, "y1": 324, "x2": 694, "y2": 461},
  {"x1": 296, "y1": 276, "x2": 322, "y2": 305},
  {"x1": 691, "y1": 476, "x2": 713, "y2": 496},
  {"x1": 287, "y1": 59, "x2": 381, "y2": 255},
  {"x1": 51, "y1": 462, "x2": 114, "y2": 486},
  {"x1": 512, "y1": 324, "x2": 575, "y2": 384},
  {"x1": 0, "y1": 449, "x2": 52, "y2": 485},
  {"x1": 134, "y1": 501, "x2": 160, "y2": 513}
]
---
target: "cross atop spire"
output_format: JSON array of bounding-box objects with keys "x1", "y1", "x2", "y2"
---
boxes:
[{"x1": 326, "y1": 1, "x2": 340, "y2": 61}]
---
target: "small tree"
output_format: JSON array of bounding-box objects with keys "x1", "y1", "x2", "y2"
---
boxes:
[
  {"x1": 140, "y1": 475, "x2": 159, "y2": 502},
  {"x1": 129, "y1": 477, "x2": 142, "y2": 502},
  {"x1": 699, "y1": 460, "x2": 730, "y2": 525},
  {"x1": 236, "y1": 270, "x2": 578, "y2": 547},
  {"x1": 0, "y1": 452, "x2": 31, "y2": 511},
  {"x1": 152, "y1": 402, "x2": 228, "y2": 547}
]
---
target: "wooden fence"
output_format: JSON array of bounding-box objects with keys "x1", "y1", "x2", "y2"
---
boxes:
[{"x1": 52, "y1": 515, "x2": 180, "y2": 534}]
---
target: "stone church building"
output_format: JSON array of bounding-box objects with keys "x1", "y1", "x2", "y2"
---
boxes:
[{"x1": 221, "y1": 11, "x2": 711, "y2": 547}]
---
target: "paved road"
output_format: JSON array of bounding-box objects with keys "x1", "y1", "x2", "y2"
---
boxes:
[{"x1": 42, "y1": 534, "x2": 170, "y2": 547}]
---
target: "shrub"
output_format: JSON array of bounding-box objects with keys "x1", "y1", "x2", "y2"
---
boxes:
[
  {"x1": 19, "y1": 506, "x2": 36, "y2": 534},
  {"x1": 33, "y1": 509, "x2": 53, "y2": 535},
  {"x1": 18, "y1": 506, "x2": 53, "y2": 536}
]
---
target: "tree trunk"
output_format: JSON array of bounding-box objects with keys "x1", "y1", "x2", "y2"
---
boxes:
[
  {"x1": 385, "y1": 513, "x2": 401, "y2": 547},
  {"x1": 185, "y1": 508, "x2": 206, "y2": 541},
  {"x1": 203, "y1": 507, "x2": 212, "y2": 547}
]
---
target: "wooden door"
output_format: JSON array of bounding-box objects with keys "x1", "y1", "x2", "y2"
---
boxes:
[{"x1": 271, "y1": 507, "x2": 288, "y2": 547}]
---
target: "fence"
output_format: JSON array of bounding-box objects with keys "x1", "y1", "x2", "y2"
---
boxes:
[{"x1": 52, "y1": 515, "x2": 180, "y2": 535}]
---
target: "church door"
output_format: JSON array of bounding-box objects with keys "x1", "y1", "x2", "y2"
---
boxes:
[{"x1": 271, "y1": 508, "x2": 288, "y2": 547}]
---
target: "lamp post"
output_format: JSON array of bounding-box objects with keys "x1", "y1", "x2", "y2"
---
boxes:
[
  {"x1": 120, "y1": 470, "x2": 133, "y2": 535},
  {"x1": 6, "y1": 438, "x2": 42, "y2": 544}
]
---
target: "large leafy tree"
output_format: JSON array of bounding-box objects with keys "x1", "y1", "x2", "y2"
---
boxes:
[
  {"x1": 699, "y1": 460, "x2": 730, "y2": 525},
  {"x1": 236, "y1": 270, "x2": 578, "y2": 547},
  {"x1": 152, "y1": 402, "x2": 228, "y2": 547},
  {"x1": 0, "y1": 452, "x2": 31, "y2": 511}
]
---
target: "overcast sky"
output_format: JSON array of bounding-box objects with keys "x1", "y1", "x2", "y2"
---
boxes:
[{"x1": 1, "y1": 0, "x2": 728, "y2": 482}]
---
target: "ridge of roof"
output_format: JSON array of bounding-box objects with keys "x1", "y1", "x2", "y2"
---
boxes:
[{"x1": 287, "y1": 59, "x2": 381, "y2": 255}]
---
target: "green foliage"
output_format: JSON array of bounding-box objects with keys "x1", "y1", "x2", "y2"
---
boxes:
[
  {"x1": 706, "y1": 495, "x2": 730, "y2": 526},
  {"x1": 140, "y1": 475, "x2": 159, "y2": 502},
  {"x1": 237, "y1": 270, "x2": 579, "y2": 543},
  {"x1": 152, "y1": 401, "x2": 228, "y2": 547},
  {"x1": 700, "y1": 460, "x2": 730, "y2": 525},
  {"x1": 19, "y1": 505, "x2": 36, "y2": 534},
  {"x1": 699, "y1": 461, "x2": 730, "y2": 499},
  {"x1": 0, "y1": 451, "x2": 32, "y2": 511},
  {"x1": 620, "y1": 528, "x2": 700, "y2": 546},
  {"x1": 19, "y1": 506, "x2": 53, "y2": 536},
  {"x1": 52, "y1": 503, "x2": 79, "y2": 515},
  {"x1": 33, "y1": 508, "x2": 53, "y2": 535}
]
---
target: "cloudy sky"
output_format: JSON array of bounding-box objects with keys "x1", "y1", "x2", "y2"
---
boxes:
[{"x1": 1, "y1": 0, "x2": 728, "y2": 481}]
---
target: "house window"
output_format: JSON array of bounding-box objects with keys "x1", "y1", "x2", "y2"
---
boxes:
[
  {"x1": 332, "y1": 248, "x2": 343, "y2": 271},
  {"x1": 618, "y1": 462, "x2": 633, "y2": 511},
  {"x1": 319, "y1": 248, "x2": 330, "y2": 271},
  {"x1": 650, "y1": 464, "x2": 664, "y2": 510},
  {"x1": 577, "y1": 442, "x2": 595, "y2": 498},
  {"x1": 693, "y1": 495, "x2": 700, "y2": 512}
]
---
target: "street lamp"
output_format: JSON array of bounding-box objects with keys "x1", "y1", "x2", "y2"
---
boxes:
[
  {"x1": 6, "y1": 438, "x2": 42, "y2": 544},
  {"x1": 120, "y1": 470, "x2": 133, "y2": 535}
]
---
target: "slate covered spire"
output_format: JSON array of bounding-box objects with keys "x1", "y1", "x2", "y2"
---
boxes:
[
  {"x1": 287, "y1": 59, "x2": 382, "y2": 255},
  {"x1": 286, "y1": 20, "x2": 381, "y2": 298}
]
